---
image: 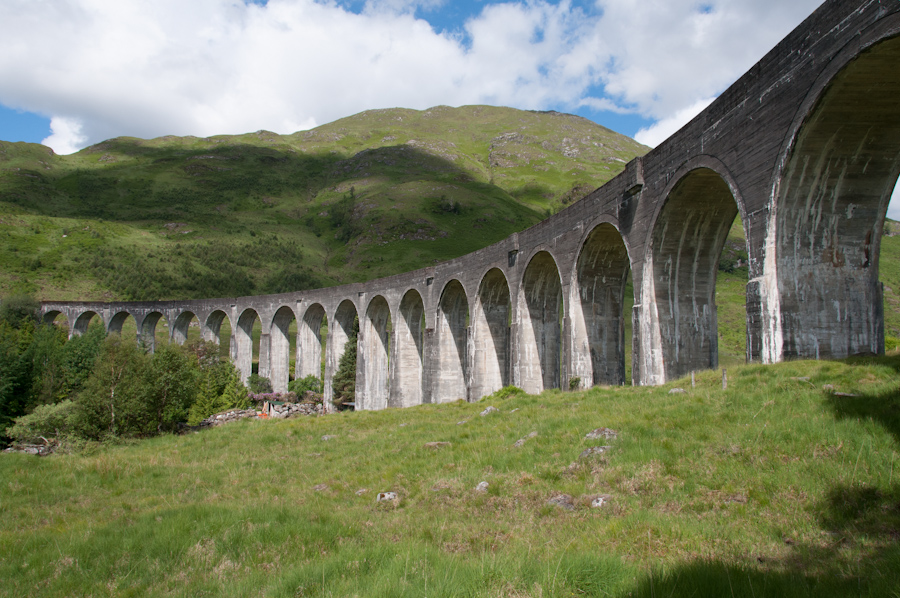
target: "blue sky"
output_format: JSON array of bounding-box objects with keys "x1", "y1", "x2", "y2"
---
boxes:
[{"x1": 1, "y1": 0, "x2": 896, "y2": 217}]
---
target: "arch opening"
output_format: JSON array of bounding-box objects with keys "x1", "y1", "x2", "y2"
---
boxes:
[
  {"x1": 436, "y1": 280, "x2": 469, "y2": 403},
  {"x1": 108, "y1": 311, "x2": 138, "y2": 345},
  {"x1": 518, "y1": 252, "x2": 563, "y2": 394},
  {"x1": 139, "y1": 312, "x2": 170, "y2": 353},
  {"x1": 270, "y1": 306, "x2": 297, "y2": 394},
  {"x1": 775, "y1": 35, "x2": 900, "y2": 359},
  {"x1": 203, "y1": 310, "x2": 233, "y2": 361},
  {"x1": 360, "y1": 296, "x2": 392, "y2": 410},
  {"x1": 395, "y1": 290, "x2": 425, "y2": 408},
  {"x1": 298, "y1": 303, "x2": 327, "y2": 385},
  {"x1": 571, "y1": 224, "x2": 630, "y2": 388},
  {"x1": 42, "y1": 311, "x2": 70, "y2": 335},
  {"x1": 172, "y1": 311, "x2": 201, "y2": 346},
  {"x1": 236, "y1": 309, "x2": 261, "y2": 383},
  {"x1": 472, "y1": 269, "x2": 510, "y2": 400},
  {"x1": 73, "y1": 311, "x2": 100, "y2": 337},
  {"x1": 644, "y1": 167, "x2": 743, "y2": 383},
  {"x1": 328, "y1": 300, "x2": 359, "y2": 408}
]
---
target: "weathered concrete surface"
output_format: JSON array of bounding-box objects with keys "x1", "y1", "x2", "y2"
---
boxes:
[{"x1": 41, "y1": 0, "x2": 900, "y2": 407}]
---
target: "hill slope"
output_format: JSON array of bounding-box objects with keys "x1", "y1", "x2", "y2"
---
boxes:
[{"x1": 0, "y1": 106, "x2": 647, "y2": 301}]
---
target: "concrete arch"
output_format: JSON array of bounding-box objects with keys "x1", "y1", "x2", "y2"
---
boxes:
[
  {"x1": 138, "y1": 312, "x2": 169, "y2": 353},
  {"x1": 270, "y1": 305, "x2": 297, "y2": 394},
  {"x1": 769, "y1": 32, "x2": 900, "y2": 361},
  {"x1": 73, "y1": 310, "x2": 101, "y2": 336},
  {"x1": 298, "y1": 303, "x2": 326, "y2": 381},
  {"x1": 326, "y1": 299, "x2": 360, "y2": 407},
  {"x1": 359, "y1": 295, "x2": 392, "y2": 411},
  {"x1": 203, "y1": 309, "x2": 233, "y2": 358},
  {"x1": 517, "y1": 251, "x2": 563, "y2": 394},
  {"x1": 435, "y1": 280, "x2": 468, "y2": 403},
  {"x1": 42, "y1": 310, "x2": 69, "y2": 334},
  {"x1": 640, "y1": 167, "x2": 740, "y2": 384},
  {"x1": 108, "y1": 310, "x2": 133, "y2": 335},
  {"x1": 235, "y1": 308, "x2": 260, "y2": 383},
  {"x1": 172, "y1": 311, "x2": 198, "y2": 346},
  {"x1": 394, "y1": 289, "x2": 425, "y2": 408},
  {"x1": 471, "y1": 268, "x2": 511, "y2": 400},
  {"x1": 570, "y1": 222, "x2": 630, "y2": 388}
]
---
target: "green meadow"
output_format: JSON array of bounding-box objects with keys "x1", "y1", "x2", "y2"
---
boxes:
[{"x1": 2, "y1": 356, "x2": 900, "y2": 597}]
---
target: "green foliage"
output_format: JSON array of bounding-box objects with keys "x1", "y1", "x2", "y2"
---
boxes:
[
  {"x1": 483, "y1": 385, "x2": 527, "y2": 401},
  {"x1": 142, "y1": 343, "x2": 198, "y2": 433},
  {"x1": 0, "y1": 294, "x2": 39, "y2": 328},
  {"x1": 5, "y1": 400, "x2": 78, "y2": 444},
  {"x1": 332, "y1": 319, "x2": 358, "y2": 407},
  {"x1": 187, "y1": 364, "x2": 250, "y2": 425},
  {"x1": 246, "y1": 374, "x2": 272, "y2": 394},
  {"x1": 72, "y1": 335, "x2": 150, "y2": 440},
  {"x1": 288, "y1": 374, "x2": 323, "y2": 396}
]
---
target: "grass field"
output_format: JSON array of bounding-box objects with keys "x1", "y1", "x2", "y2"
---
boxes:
[{"x1": 2, "y1": 355, "x2": 899, "y2": 597}]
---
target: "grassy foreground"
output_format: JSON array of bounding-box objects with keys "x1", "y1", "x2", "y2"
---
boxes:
[{"x1": 2, "y1": 357, "x2": 900, "y2": 597}]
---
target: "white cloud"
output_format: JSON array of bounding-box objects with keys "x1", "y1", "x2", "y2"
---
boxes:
[
  {"x1": 634, "y1": 97, "x2": 715, "y2": 147},
  {"x1": 41, "y1": 117, "x2": 88, "y2": 155},
  {"x1": 0, "y1": 0, "x2": 824, "y2": 154}
]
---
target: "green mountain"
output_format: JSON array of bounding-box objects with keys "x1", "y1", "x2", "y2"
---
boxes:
[{"x1": 0, "y1": 105, "x2": 647, "y2": 301}]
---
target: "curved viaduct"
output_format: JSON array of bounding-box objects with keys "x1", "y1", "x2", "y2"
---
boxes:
[{"x1": 42, "y1": 0, "x2": 900, "y2": 408}]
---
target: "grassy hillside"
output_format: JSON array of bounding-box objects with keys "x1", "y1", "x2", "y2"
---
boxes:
[
  {"x1": 2, "y1": 356, "x2": 899, "y2": 596},
  {"x1": 0, "y1": 106, "x2": 646, "y2": 301}
]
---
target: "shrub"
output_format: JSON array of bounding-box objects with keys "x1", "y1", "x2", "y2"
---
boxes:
[
  {"x1": 247, "y1": 374, "x2": 272, "y2": 394},
  {"x1": 0, "y1": 295, "x2": 40, "y2": 328},
  {"x1": 289, "y1": 375, "x2": 323, "y2": 395},
  {"x1": 6, "y1": 400, "x2": 79, "y2": 444}
]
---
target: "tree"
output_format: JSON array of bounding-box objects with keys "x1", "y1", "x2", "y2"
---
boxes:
[
  {"x1": 73, "y1": 335, "x2": 149, "y2": 440},
  {"x1": 331, "y1": 317, "x2": 358, "y2": 408},
  {"x1": 142, "y1": 343, "x2": 198, "y2": 433}
]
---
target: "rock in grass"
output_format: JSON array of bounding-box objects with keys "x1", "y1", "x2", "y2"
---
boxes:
[
  {"x1": 313, "y1": 484, "x2": 329, "y2": 492},
  {"x1": 376, "y1": 492, "x2": 398, "y2": 502},
  {"x1": 669, "y1": 388, "x2": 686, "y2": 394},
  {"x1": 480, "y1": 406, "x2": 499, "y2": 416},
  {"x1": 590, "y1": 494, "x2": 612, "y2": 508},
  {"x1": 578, "y1": 446, "x2": 612, "y2": 460},
  {"x1": 475, "y1": 481, "x2": 489, "y2": 493},
  {"x1": 585, "y1": 427, "x2": 618, "y2": 440},
  {"x1": 321, "y1": 435, "x2": 337, "y2": 441},
  {"x1": 424, "y1": 441, "x2": 452, "y2": 449},
  {"x1": 513, "y1": 431, "x2": 538, "y2": 448},
  {"x1": 547, "y1": 494, "x2": 575, "y2": 510}
]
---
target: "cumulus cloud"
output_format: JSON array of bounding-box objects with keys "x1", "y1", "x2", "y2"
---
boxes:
[
  {"x1": 634, "y1": 97, "x2": 715, "y2": 147},
  {"x1": 0, "y1": 0, "x2": 823, "y2": 154},
  {"x1": 41, "y1": 116, "x2": 88, "y2": 155}
]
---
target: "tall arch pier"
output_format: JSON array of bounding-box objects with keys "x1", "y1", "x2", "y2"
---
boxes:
[{"x1": 42, "y1": 0, "x2": 900, "y2": 406}]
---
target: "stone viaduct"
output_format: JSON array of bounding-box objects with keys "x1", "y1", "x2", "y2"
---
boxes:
[{"x1": 41, "y1": 0, "x2": 900, "y2": 409}]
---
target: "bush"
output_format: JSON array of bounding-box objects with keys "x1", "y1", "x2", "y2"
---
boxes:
[
  {"x1": 187, "y1": 364, "x2": 251, "y2": 425},
  {"x1": 0, "y1": 295, "x2": 40, "y2": 328},
  {"x1": 289, "y1": 375, "x2": 323, "y2": 395},
  {"x1": 247, "y1": 374, "x2": 272, "y2": 394},
  {"x1": 6, "y1": 400, "x2": 79, "y2": 444}
]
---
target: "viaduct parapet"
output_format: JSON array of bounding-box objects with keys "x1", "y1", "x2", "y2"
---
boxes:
[{"x1": 42, "y1": 0, "x2": 900, "y2": 408}]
